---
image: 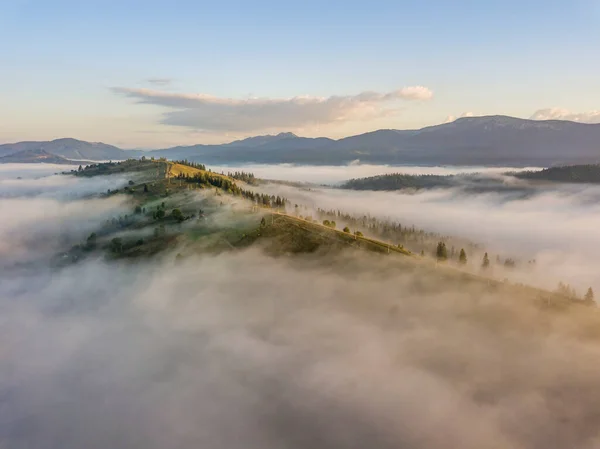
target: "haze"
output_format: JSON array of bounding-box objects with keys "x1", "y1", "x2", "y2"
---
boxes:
[{"x1": 208, "y1": 164, "x2": 542, "y2": 185}]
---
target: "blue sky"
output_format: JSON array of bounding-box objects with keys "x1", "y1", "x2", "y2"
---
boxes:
[{"x1": 1, "y1": 0, "x2": 599, "y2": 148}]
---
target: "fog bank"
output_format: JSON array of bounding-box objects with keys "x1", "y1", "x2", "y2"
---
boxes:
[
  {"x1": 0, "y1": 163, "x2": 78, "y2": 179},
  {"x1": 260, "y1": 182, "x2": 600, "y2": 294},
  {"x1": 0, "y1": 165, "x2": 131, "y2": 264},
  {"x1": 0, "y1": 164, "x2": 132, "y2": 199},
  {"x1": 2, "y1": 250, "x2": 600, "y2": 449},
  {"x1": 208, "y1": 163, "x2": 542, "y2": 185},
  {"x1": 2, "y1": 164, "x2": 600, "y2": 449}
]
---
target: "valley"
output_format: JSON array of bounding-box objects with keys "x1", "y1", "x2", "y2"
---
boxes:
[
  {"x1": 3, "y1": 154, "x2": 600, "y2": 449},
  {"x1": 4, "y1": 3, "x2": 600, "y2": 447}
]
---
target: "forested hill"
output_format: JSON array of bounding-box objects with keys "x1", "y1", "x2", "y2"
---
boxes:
[
  {"x1": 343, "y1": 164, "x2": 600, "y2": 191},
  {"x1": 515, "y1": 164, "x2": 600, "y2": 183},
  {"x1": 341, "y1": 173, "x2": 457, "y2": 190}
]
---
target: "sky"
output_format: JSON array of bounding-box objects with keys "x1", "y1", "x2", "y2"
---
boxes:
[{"x1": 0, "y1": 0, "x2": 599, "y2": 148}]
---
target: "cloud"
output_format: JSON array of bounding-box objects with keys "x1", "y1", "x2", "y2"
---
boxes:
[
  {"x1": 209, "y1": 163, "x2": 539, "y2": 185},
  {"x1": 3, "y1": 164, "x2": 600, "y2": 448},
  {"x1": 253, "y1": 180, "x2": 600, "y2": 294},
  {"x1": 3, "y1": 249, "x2": 600, "y2": 448},
  {"x1": 444, "y1": 111, "x2": 478, "y2": 123},
  {"x1": 0, "y1": 196, "x2": 128, "y2": 265},
  {"x1": 530, "y1": 107, "x2": 600, "y2": 123},
  {"x1": 0, "y1": 172, "x2": 131, "y2": 199},
  {"x1": 394, "y1": 86, "x2": 433, "y2": 100},
  {"x1": 146, "y1": 78, "x2": 173, "y2": 86},
  {"x1": 112, "y1": 86, "x2": 434, "y2": 132},
  {"x1": 0, "y1": 164, "x2": 131, "y2": 265}
]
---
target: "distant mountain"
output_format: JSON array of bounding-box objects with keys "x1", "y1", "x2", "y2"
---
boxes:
[
  {"x1": 148, "y1": 116, "x2": 600, "y2": 166},
  {"x1": 327, "y1": 116, "x2": 600, "y2": 166},
  {"x1": 0, "y1": 149, "x2": 87, "y2": 165},
  {"x1": 148, "y1": 132, "x2": 335, "y2": 162},
  {"x1": 0, "y1": 138, "x2": 128, "y2": 161},
  {"x1": 224, "y1": 132, "x2": 300, "y2": 148},
  {"x1": 4, "y1": 116, "x2": 600, "y2": 166}
]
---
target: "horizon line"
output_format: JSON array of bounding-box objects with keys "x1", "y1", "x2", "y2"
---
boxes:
[{"x1": 1, "y1": 114, "x2": 598, "y2": 150}]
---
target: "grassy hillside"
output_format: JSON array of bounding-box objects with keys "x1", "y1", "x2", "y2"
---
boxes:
[
  {"x1": 167, "y1": 162, "x2": 232, "y2": 182},
  {"x1": 237, "y1": 212, "x2": 412, "y2": 256}
]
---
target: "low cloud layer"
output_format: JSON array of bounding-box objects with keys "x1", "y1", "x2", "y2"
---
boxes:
[
  {"x1": 112, "y1": 86, "x2": 433, "y2": 133},
  {"x1": 0, "y1": 172, "x2": 131, "y2": 199},
  {"x1": 257, "y1": 180, "x2": 600, "y2": 294},
  {"x1": 0, "y1": 164, "x2": 131, "y2": 264},
  {"x1": 530, "y1": 107, "x2": 600, "y2": 123},
  {"x1": 211, "y1": 163, "x2": 540, "y2": 185},
  {"x1": 3, "y1": 247, "x2": 600, "y2": 449},
  {"x1": 0, "y1": 163, "x2": 77, "y2": 180},
  {"x1": 3, "y1": 165, "x2": 600, "y2": 449}
]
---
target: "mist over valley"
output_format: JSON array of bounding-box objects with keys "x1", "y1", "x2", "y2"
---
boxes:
[
  {"x1": 3, "y1": 2, "x2": 600, "y2": 446},
  {"x1": 1, "y1": 158, "x2": 600, "y2": 448}
]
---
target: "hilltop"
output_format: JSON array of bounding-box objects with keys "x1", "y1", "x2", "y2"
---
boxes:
[
  {"x1": 68, "y1": 158, "x2": 413, "y2": 258},
  {"x1": 58, "y1": 158, "x2": 594, "y2": 312},
  {"x1": 5, "y1": 115, "x2": 600, "y2": 166}
]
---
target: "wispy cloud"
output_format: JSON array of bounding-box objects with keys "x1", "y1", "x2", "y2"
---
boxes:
[
  {"x1": 530, "y1": 107, "x2": 600, "y2": 123},
  {"x1": 146, "y1": 78, "x2": 173, "y2": 86},
  {"x1": 111, "y1": 86, "x2": 434, "y2": 133}
]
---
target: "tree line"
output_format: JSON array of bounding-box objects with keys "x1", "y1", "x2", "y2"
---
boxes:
[
  {"x1": 173, "y1": 172, "x2": 287, "y2": 209},
  {"x1": 172, "y1": 160, "x2": 207, "y2": 171},
  {"x1": 342, "y1": 173, "x2": 455, "y2": 191},
  {"x1": 311, "y1": 207, "x2": 479, "y2": 256},
  {"x1": 227, "y1": 171, "x2": 258, "y2": 185}
]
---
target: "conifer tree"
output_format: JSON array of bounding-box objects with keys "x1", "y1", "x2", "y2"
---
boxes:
[
  {"x1": 436, "y1": 242, "x2": 448, "y2": 261},
  {"x1": 482, "y1": 252, "x2": 490, "y2": 269}
]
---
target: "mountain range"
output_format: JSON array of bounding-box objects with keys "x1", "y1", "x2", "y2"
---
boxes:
[
  {"x1": 0, "y1": 148, "x2": 87, "y2": 165},
  {"x1": 0, "y1": 138, "x2": 126, "y2": 161},
  {"x1": 2, "y1": 116, "x2": 600, "y2": 166}
]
